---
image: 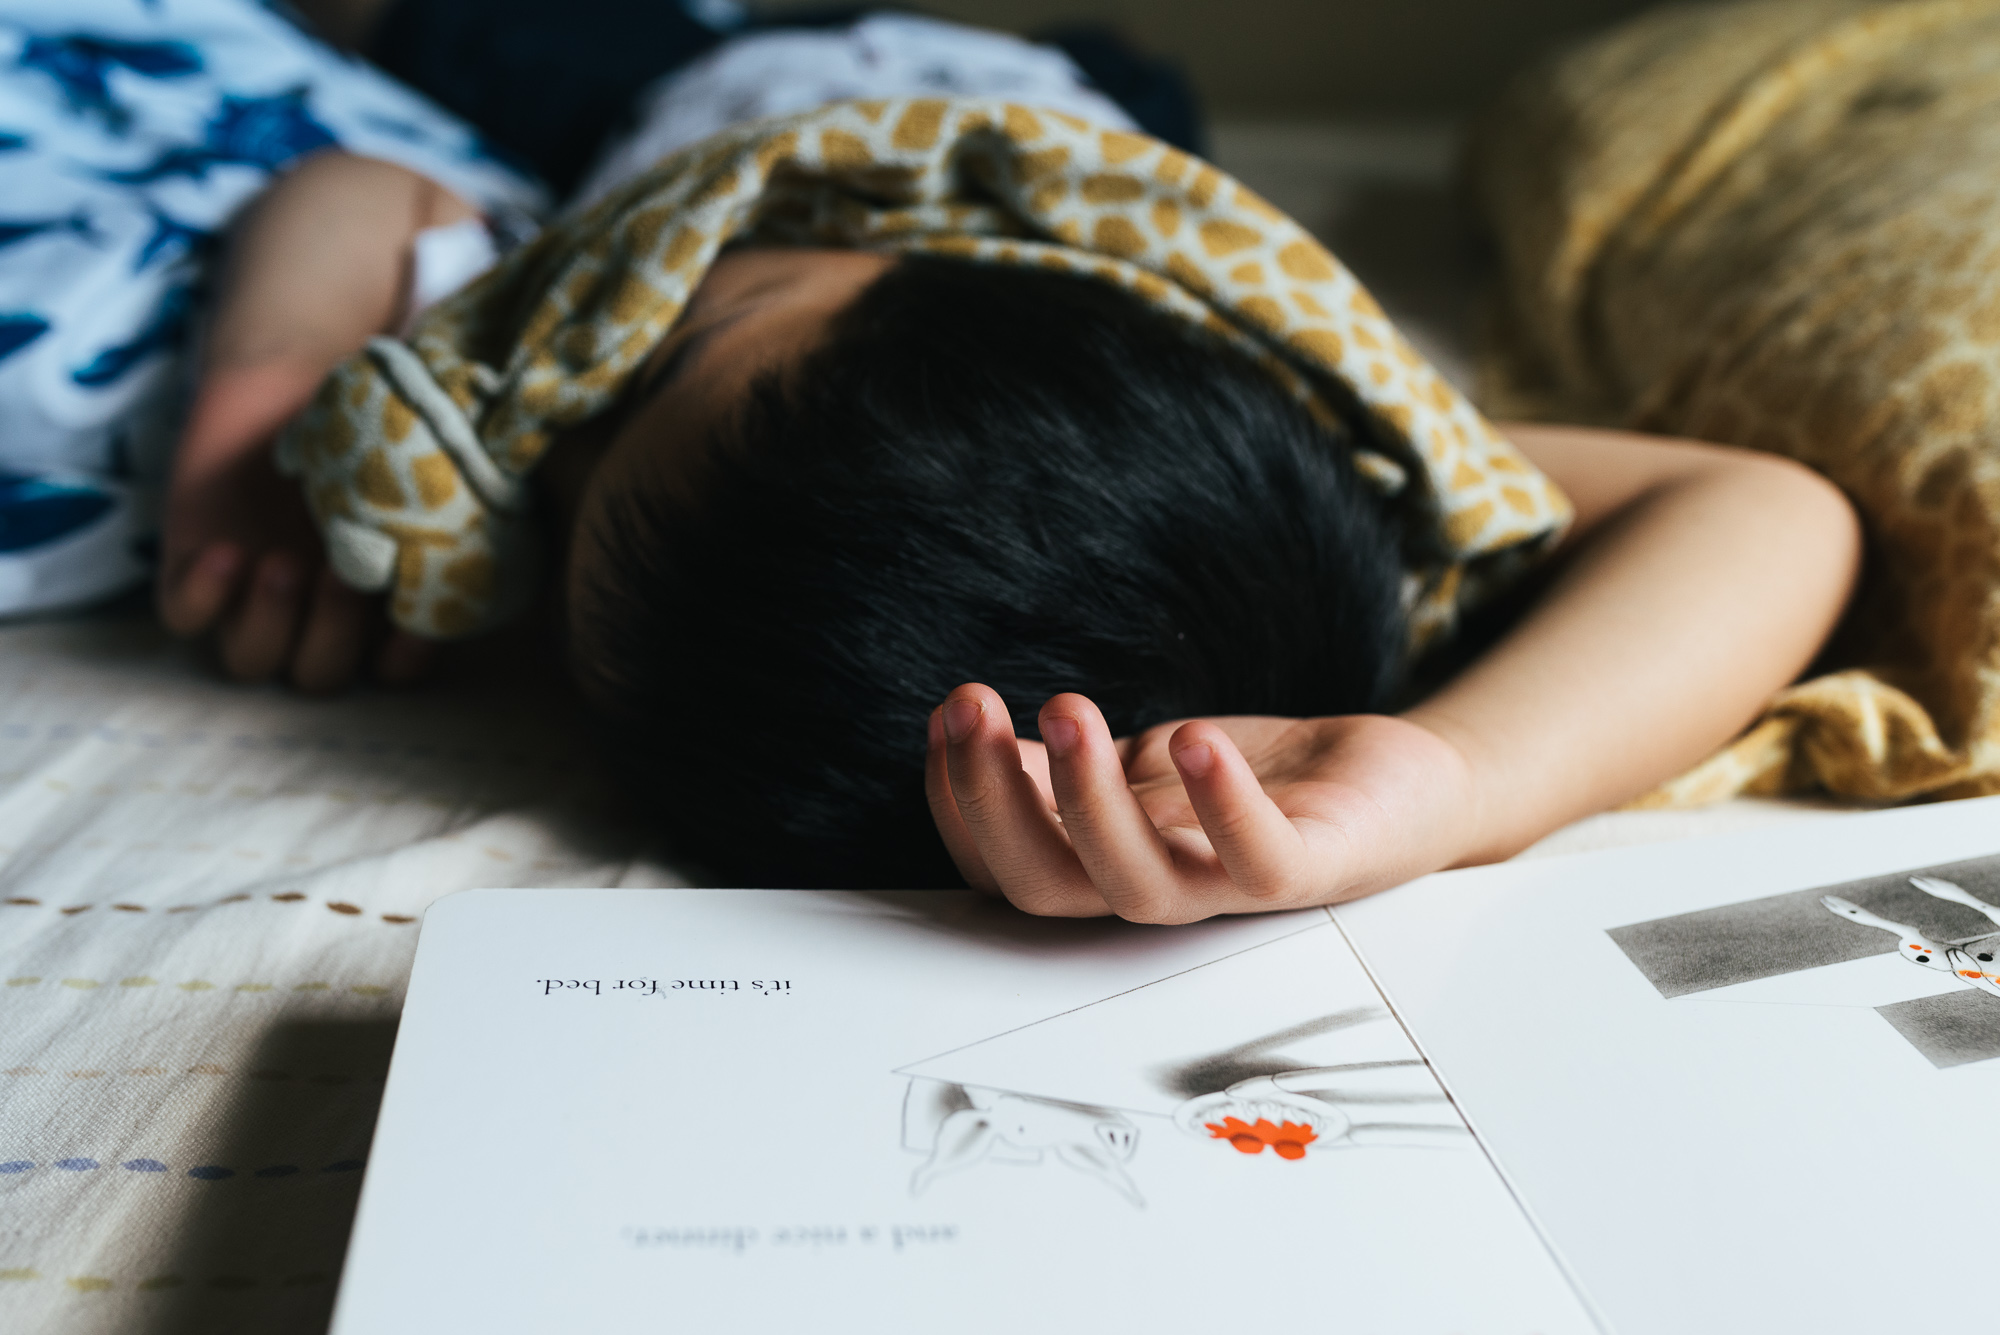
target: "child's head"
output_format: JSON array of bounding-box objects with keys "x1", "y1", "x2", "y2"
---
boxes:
[{"x1": 564, "y1": 248, "x2": 1407, "y2": 887}]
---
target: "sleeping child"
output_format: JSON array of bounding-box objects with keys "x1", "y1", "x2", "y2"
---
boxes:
[{"x1": 3, "y1": 0, "x2": 1862, "y2": 917}]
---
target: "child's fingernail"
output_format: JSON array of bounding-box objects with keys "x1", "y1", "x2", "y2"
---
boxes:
[
  {"x1": 1041, "y1": 715, "x2": 1079, "y2": 756},
  {"x1": 943, "y1": 697, "x2": 982, "y2": 743},
  {"x1": 1174, "y1": 741, "x2": 1215, "y2": 779}
]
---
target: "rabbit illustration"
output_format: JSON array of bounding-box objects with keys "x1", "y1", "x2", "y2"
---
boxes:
[
  {"x1": 908, "y1": 1088, "x2": 1143, "y2": 1205},
  {"x1": 1821, "y1": 875, "x2": 2000, "y2": 997},
  {"x1": 1174, "y1": 1060, "x2": 1468, "y2": 1158}
]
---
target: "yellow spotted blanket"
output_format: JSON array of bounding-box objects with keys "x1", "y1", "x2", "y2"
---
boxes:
[
  {"x1": 278, "y1": 97, "x2": 1568, "y2": 652},
  {"x1": 1473, "y1": 0, "x2": 2000, "y2": 806}
]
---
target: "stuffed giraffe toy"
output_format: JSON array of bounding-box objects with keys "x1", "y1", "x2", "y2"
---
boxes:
[{"x1": 277, "y1": 97, "x2": 1570, "y2": 655}]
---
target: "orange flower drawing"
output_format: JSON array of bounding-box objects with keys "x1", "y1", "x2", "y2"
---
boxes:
[{"x1": 1204, "y1": 1115, "x2": 1319, "y2": 1161}]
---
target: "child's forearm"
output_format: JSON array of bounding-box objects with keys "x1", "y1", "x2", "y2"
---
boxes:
[
  {"x1": 1403, "y1": 423, "x2": 1862, "y2": 865},
  {"x1": 189, "y1": 150, "x2": 475, "y2": 460},
  {"x1": 925, "y1": 423, "x2": 1860, "y2": 921}
]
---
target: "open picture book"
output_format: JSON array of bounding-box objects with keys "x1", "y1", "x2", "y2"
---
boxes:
[{"x1": 332, "y1": 795, "x2": 2000, "y2": 1334}]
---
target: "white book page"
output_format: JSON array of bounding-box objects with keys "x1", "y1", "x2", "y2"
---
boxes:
[
  {"x1": 333, "y1": 890, "x2": 1594, "y2": 1334},
  {"x1": 1334, "y1": 794, "x2": 2000, "y2": 1335}
]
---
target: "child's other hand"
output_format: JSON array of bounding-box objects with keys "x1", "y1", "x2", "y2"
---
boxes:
[
  {"x1": 924, "y1": 683, "x2": 1477, "y2": 922},
  {"x1": 158, "y1": 362, "x2": 432, "y2": 692}
]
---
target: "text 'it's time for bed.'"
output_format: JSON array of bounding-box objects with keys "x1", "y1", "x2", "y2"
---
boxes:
[{"x1": 537, "y1": 978, "x2": 793, "y2": 996}]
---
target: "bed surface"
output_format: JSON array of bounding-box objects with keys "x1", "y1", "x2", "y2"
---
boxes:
[
  {"x1": 0, "y1": 121, "x2": 1859, "y2": 1334},
  {"x1": 0, "y1": 611, "x2": 686, "y2": 1332}
]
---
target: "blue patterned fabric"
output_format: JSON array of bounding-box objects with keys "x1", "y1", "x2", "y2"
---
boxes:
[{"x1": 0, "y1": 0, "x2": 544, "y2": 616}]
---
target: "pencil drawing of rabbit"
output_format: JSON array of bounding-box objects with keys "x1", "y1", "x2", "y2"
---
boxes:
[
  {"x1": 905, "y1": 1082, "x2": 1143, "y2": 1205},
  {"x1": 1821, "y1": 875, "x2": 2000, "y2": 997}
]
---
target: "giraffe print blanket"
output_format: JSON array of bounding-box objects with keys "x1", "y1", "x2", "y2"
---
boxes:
[
  {"x1": 276, "y1": 97, "x2": 1569, "y2": 652},
  {"x1": 1473, "y1": 0, "x2": 2000, "y2": 806}
]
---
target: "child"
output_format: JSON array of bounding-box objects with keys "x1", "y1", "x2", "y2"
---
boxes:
[{"x1": 31, "y1": 4, "x2": 1862, "y2": 913}]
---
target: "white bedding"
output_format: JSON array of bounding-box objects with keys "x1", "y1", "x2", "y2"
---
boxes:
[{"x1": 0, "y1": 120, "x2": 1864, "y2": 1335}]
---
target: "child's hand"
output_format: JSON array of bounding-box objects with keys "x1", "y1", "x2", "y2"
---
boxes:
[
  {"x1": 925, "y1": 683, "x2": 1478, "y2": 922},
  {"x1": 158, "y1": 361, "x2": 431, "y2": 691},
  {"x1": 155, "y1": 151, "x2": 475, "y2": 691}
]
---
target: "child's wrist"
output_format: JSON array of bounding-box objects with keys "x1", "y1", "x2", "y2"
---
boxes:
[
  {"x1": 1391, "y1": 707, "x2": 1496, "y2": 871},
  {"x1": 178, "y1": 359, "x2": 333, "y2": 469}
]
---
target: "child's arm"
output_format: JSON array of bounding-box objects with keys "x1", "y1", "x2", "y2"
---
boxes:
[
  {"x1": 924, "y1": 425, "x2": 1862, "y2": 921},
  {"x1": 159, "y1": 150, "x2": 476, "y2": 690}
]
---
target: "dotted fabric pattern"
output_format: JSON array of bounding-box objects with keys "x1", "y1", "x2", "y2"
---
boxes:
[
  {"x1": 1474, "y1": 0, "x2": 2000, "y2": 807},
  {"x1": 0, "y1": 612, "x2": 681, "y2": 1334},
  {"x1": 279, "y1": 97, "x2": 1571, "y2": 649}
]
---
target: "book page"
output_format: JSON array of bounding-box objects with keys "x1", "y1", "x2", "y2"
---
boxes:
[
  {"x1": 1335, "y1": 794, "x2": 2000, "y2": 1335},
  {"x1": 333, "y1": 890, "x2": 1594, "y2": 1333}
]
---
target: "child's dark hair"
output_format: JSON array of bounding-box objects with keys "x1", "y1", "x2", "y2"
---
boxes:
[{"x1": 572, "y1": 254, "x2": 1407, "y2": 888}]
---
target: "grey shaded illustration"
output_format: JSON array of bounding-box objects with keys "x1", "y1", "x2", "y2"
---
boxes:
[
  {"x1": 1154, "y1": 1007, "x2": 1382, "y2": 1095},
  {"x1": 904, "y1": 1085, "x2": 1142, "y2": 1204},
  {"x1": 1608, "y1": 854, "x2": 2000, "y2": 1068},
  {"x1": 896, "y1": 925, "x2": 1470, "y2": 1206},
  {"x1": 1821, "y1": 876, "x2": 2000, "y2": 997}
]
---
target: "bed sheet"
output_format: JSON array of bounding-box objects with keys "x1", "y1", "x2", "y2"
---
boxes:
[{"x1": 0, "y1": 609, "x2": 681, "y2": 1335}]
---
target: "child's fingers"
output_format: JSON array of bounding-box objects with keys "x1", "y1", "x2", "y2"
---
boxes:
[
  {"x1": 1170, "y1": 720, "x2": 1308, "y2": 901},
  {"x1": 941, "y1": 684, "x2": 1106, "y2": 917},
  {"x1": 158, "y1": 543, "x2": 244, "y2": 637},
  {"x1": 290, "y1": 567, "x2": 367, "y2": 694},
  {"x1": 924, "y1": 705, "x2": 993, "y2": 892},
  {"x1": 218, "y1": 550, "x2": 307, "y2": 682},
  {"x1": 1039, "y1": 694, "x2": 1185, "y2": 921}
]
